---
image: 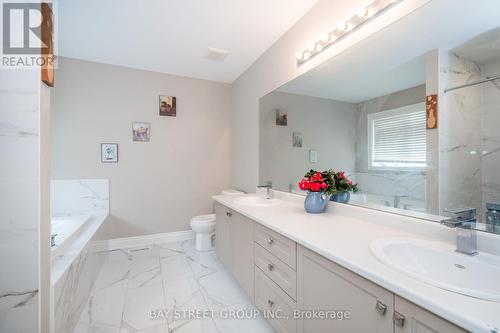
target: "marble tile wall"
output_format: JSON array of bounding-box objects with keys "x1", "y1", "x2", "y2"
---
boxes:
[
  {"x1": 425, "y1": 49, "x2": 441, "y2": 215},
  {"x1": 439, "y1": 52, "x2": 484, "y2": 220},
  {"x1": 481, "y1": 60, "x2": 500, "y2": 216},
  {"x1": 0, "y1": 70, "x2": 41, "y2": 332},
  {"x1": 354, "y1": 172, "x2": 425, "y2": 201},
  {"x1": 51, "y1": 179, "x2": 110, "y2": 217}
]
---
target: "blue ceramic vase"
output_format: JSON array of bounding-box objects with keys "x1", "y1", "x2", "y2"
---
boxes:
[
  {"x1": 304, "y1": 192, "x2": 330, "y2": 214},
  {"x1": 330, "y1": 191, "x2": 351, "y2": 204}
]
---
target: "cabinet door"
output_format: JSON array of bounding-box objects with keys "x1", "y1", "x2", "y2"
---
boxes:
[
  {"x1": 230, "y1": 212, "x2": 255, "y2": 299},
  {"x1": 214, "y1": 202, "x2": 231, "y2": 269},
  {"x1": 297, "y1": 245, "x2": 393, "y2": 333},
  {"x1": 394, "y1": 296, "x2": 469, "y2": 333}
]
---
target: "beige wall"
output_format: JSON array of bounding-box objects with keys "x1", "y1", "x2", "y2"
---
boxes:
[
  {"x1": 52, "y1": 57, "x2": 232, "y2": 238},
  {"x1": 259, "y1": 91, "x2": 356, "y2": 192}
]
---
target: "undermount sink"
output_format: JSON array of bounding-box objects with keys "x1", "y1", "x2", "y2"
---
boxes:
[
  {"x1": 233, "y1": 196, "x2": 281, "y2": 207},
  {"x1": 370, "y1": 238, "x2": 500, "y2": 302}
]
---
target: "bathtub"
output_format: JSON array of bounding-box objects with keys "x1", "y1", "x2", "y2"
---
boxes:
[
  {"x1": 50, "y1": 179, "x2": 109, "y2": 333},
  {"x1": 51, "y1": 214, "x2": 91, "y2": 256},
  {"x1": 351, "y1": 193, "x2": 425, "y2": 212}
]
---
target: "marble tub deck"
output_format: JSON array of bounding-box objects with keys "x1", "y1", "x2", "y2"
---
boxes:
[{"x1": 73, "y1": 239, "x2": 273, "y2": 333}]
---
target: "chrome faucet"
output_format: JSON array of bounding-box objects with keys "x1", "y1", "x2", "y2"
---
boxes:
[
  {"x1": 441, "y1": 208, "x2": 477, "y2": 255},
  {"x1": 51, "y1": 233, "x2": 58, "y2": 248},
  {"x1": 257, "y1": 182, "x2": 273, "y2": 199},
  {"x1": 394, "y1": 195, "x2": 408, "y2": 209}
]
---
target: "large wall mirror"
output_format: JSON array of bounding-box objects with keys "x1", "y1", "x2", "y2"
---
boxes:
[{"x1": 259, "y1": 3, "x2": 500, "y2": 235}]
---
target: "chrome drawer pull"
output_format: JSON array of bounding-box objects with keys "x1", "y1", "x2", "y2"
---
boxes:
[
  {"x1": 393, "y1": 311, "x2": 405, "y2": 327},
  {"x1": 267, "y1": 237, "x2": 274, "y2": 245},
  {"x1": 268, "y1": 299, "x2": 274, "y2": 308},
  {"x1": 267, "y1": 263, "x2": 274, "y2": 271},
  {"x1": 375, "y1": 300, "x2": 387, "y2": 316}
]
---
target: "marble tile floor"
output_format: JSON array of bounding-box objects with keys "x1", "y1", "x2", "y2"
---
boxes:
[{"x1": 73, "y1": 239, "x2": 274, "y2": 333}]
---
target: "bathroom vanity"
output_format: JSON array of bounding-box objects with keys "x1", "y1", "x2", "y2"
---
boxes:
[{"x1": 213, "y1": 192, "x2": 500, "y2": 333}]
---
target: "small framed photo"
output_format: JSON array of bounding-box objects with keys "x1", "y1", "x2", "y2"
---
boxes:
[
  {"x1": 292, "y1": 132, "x2": 303, "y2": 148},
  {"x1": 276, "y1": 109, "x2": 287, "y2": 126},
  {"x1": 101, "y1": 143, "x2": 118, "y2": 163},
  {"x1": 132, "y1": 122, "x2": 150, "y2": 142},
  {"x1": 159, "y1": 95, "x2": 177, "y2": 117}
]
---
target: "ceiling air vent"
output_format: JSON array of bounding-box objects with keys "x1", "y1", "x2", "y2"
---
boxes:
[{"x1": 206, "y1": 47, "x2": 228, "y2": 61}]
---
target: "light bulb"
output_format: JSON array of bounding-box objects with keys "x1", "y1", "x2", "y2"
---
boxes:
[
  {"x1": 356, "y1": 7, "x2": 368, "y2": 17},
  {"x1": 336, "y1": 21, "x2": 347, "y2": 31},
  {"x1": 307, "y1": 44, "x2": 316, "y2": 52},
  {"x1": 320, "y1": 34, "x2": 331, "y2": 44},
  {"x1": 344, "y1": 20, "x2": 353, "y2": 31},
  {"x1": 366, "y1": 8, "x2": 376, "y2": 18},
  {"x1": 296, "y1": 52, "x2": 304, "y2": 61}
]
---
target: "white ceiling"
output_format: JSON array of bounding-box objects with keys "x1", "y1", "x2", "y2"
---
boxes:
[
  {"x1": 58, "y1": 0, "x2": 318, "y2": 83},
  {"x1": 278, "y1": 0, "x2": 500, "y2": 103},
  {"x1": 453, "y1": 28, "x2": 500, "y2": 65}
]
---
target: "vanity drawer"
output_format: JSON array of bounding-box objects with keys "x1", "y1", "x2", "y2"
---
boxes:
[
  {"x1": 255, "y1": 243, "x2": 297, "y2": 300},
  {"x1": 255, "y1": 223, "x2": 297, "y2": 270},
  {"x1": 255, "y1": 266, "x2": 297, "y2": 333}
]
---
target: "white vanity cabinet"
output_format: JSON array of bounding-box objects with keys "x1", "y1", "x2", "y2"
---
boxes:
[
  {"x1": 214, "y1": 202, "x2": 471, "y2": 333},
  {"x1": 215, "y1": 203, "x2": 254, "y2": 299},
  {"x1": 296, "y1": 245, "x2": 393, "y2": 333},
  {"x1": 214, "y1": 202, "x2": 232, "y2": 269},
  {"x1": 394, "y1": 296, "x2": 468, "y2": 333}
]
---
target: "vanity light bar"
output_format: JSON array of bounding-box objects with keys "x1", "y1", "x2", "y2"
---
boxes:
[{"x1": 296, "y1": 0, "x2": 403, "y2": 65}]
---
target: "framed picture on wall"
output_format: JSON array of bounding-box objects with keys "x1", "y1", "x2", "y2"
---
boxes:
[
  {"x1": 159, "y1": 95, "x2": 177, "y2": 117},
  {"x1": 101, "y1": 143, "x2": 118, "y2": 163},
  {"x1": 276, "y1": 109, "x2": 287, "y2": 126},
  {"x1": 292, "y1": 132, "x2": 303, "y2": 148},
  {"x1": 132, "y1": 122, "x2": 150, "y2": 142}
]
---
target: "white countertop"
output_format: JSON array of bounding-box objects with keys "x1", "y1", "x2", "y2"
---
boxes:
[{"x1": 213, "y1": 191, "x2": 500, "y2": 333}]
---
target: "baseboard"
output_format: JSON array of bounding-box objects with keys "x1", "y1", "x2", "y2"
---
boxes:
[{"x1": 95, "y1": 230, "x2": 195, "y2": 251}]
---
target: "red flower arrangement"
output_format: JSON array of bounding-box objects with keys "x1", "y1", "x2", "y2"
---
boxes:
[
  {"x1": 332, "y1": 171, "x2": 358, "y2": 193},
  {"x1": 299, "y1": 170, "x2": 358, "y2": 195},
  {"x1": 298, "y1": 170, "x2": 337, "y2": 195}
]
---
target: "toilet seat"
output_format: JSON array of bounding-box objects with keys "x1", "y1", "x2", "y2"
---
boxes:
[
  {"x1": 191, "y1": 214, "x2": 216, "y2": 224},
  {"x1": 190, "y1": 214, "x2": 216, "y2": 234}
]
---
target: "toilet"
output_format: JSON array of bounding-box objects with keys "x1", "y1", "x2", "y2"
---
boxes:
[{"x1": 190, "y1": 189, "x2": 244, "y2": 251}]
